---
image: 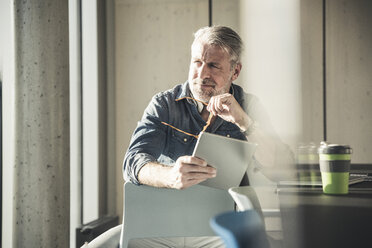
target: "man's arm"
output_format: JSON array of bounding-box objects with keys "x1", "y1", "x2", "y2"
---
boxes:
[
  {"x1": 207, "y1": 93, "x2": 278, "y2": 166},
  {"x1": 138, "y1": 156, "x2": 216, "y2": 189},
  {"x1": 123, "y1": 93, "x2": 216, "y2": 189}
]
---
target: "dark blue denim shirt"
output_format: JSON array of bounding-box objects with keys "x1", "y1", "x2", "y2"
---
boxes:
[{"x1": 123, "y1": 81, "x2": 273, "y2": 185}]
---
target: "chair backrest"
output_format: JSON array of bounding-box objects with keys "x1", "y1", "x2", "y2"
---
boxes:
[
  {"x1": 228, "y1": 186, "x2": 263, "y2": 211},
  {"x1": 229, "y1": 186, "x2": 281, "y2": 218},
  {"x1": 210, "y1": 210, "x2": 270, "y2": 248},
  {"x1": 119, "y1": 182, "x2": 234, "y2": 248}
]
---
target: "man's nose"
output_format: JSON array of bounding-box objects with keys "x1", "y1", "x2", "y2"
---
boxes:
[{"x1": 199, "y1": 63, "x2": 210, "y2": 79}]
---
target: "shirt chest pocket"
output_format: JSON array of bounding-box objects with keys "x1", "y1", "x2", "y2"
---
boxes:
[
  {"x1": 216, "y1": 124, "x2": 247, "y2": 141},
  {"x1": 227, "y1": 129, "x2": 247, "y2": 140},
  {"x1": 168, "y1": 129, "x2": 196, "y2": 159}
]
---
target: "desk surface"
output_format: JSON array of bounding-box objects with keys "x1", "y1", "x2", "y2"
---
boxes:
[
  {"x1": 246, "y1": 166, "x2": 372, "y2": 248},
  {"x1": 277, "y1": 181, "x2": 372, "y2": 248}
]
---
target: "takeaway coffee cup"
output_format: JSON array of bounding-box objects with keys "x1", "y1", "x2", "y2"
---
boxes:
[{"x1": 318, "y1": 142, "x2": 352, "y2": 194}]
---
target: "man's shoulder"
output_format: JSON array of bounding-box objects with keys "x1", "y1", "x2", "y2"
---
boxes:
[
  {"x1": 232, "y1": 83, "x2": 258, "y2": 103},
  {"x1": 152, "y1": 82, "x2": 186, "y2": 102}
]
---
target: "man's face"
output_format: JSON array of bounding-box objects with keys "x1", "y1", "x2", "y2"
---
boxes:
[{"x1": 188, "y1": 41, "x2": 241, "y2": 103}]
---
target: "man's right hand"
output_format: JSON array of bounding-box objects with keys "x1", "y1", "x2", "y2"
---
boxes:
[
  {"x1": 167, "y1": 156, "x2": 217, "y2": 189},
  {"x1": 138, "y1": 156, "x2": 216, "y2": 189}
]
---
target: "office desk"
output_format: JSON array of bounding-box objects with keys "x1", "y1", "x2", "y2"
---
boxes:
[{"x1": 278, "y1": 181, "x2": 372, "y2": 248}]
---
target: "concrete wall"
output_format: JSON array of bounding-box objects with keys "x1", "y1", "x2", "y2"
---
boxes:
[
  {"x1": 13, "y1": 0, "x2": 70, "y2": 246},
  {"x1": 114, "y1": 0, "x2": 209, "y2": 220},
  {"x1": 297, "y1": 0, "x2": 372, "y2": 163},
  {"x1": 299, "y1": 0, "x2": 324, "y2": 144},
  {"x1": 326, "y1": 0, "x2": 372, "y2": 163}
]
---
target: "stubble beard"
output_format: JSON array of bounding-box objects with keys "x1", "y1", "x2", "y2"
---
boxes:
[{"x1": 190, "y1": 78, "x2": 231, "y2": 103}]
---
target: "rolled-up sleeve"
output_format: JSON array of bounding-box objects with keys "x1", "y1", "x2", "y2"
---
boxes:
[{"x1": 123, "y1": 95, "x2": 169, "y2": 185}]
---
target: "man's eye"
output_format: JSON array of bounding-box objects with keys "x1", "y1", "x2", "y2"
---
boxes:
[{"x1": 209, "y1": 64, "x2": 219, "y2": 69}]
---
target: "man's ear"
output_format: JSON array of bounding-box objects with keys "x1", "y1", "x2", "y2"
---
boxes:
[{"x1": 231, "y1": 63, "x2": 242, "y2": 81}]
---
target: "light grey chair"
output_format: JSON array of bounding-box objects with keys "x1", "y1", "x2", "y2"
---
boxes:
[
  {"x1": 82, "y1": 225, "x2": 122, "y2": 248},
  {"x1": 84, "y1": 182, "x2": 234, "y2": 248},
  {"x1": 228, "y1": 186, "x2": 283, "y2": 248},
  {"x1": 228, "y1": 186, "x2": 280, "y2": 217}
]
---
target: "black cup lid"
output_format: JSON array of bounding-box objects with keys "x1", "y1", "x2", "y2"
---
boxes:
[{"x1": 318, "y1": 142, "x2": 352, "y2": 154}]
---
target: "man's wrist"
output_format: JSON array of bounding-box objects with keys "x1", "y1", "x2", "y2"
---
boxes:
[
  {"x1": 138, "y1": 162, "x2": 171, "y2": 188},
  {"x1": 237, "y1": 115, "x2": 258, "y2": 136},
  {"x1": 241, "y1": 120, "x2": 258, "y2": 136},
  {"x1": 235, "y1": 113, "x2": 253, "y2": 132}
]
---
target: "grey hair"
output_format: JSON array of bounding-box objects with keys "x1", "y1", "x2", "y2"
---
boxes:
[{"x1": 192, "y1": 26, "x2": 243, "y2": 67}]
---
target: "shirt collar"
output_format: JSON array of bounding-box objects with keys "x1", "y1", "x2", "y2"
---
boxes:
[
  {"x1": 195, "y1": 97, "x2": 204, "y2": 113},
  {"x1": 175, "y1": 81, "x2": 191, "y2": 100},
  {"x1": 175, "y1": 82, "x2": 199, "y2": 110}
]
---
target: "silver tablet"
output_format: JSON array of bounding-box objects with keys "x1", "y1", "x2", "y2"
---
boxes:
[{"x1": 192, "y1": 132, "x2": 257, "y2": 190}]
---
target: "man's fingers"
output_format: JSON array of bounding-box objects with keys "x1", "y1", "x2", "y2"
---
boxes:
[
  {"x1": 208, "y1": 94, "x2": 233, "y2": 115},
  {"x1": 178, "y1": 155, "x2": 207, "y2": 167},
  {"x1": 208, "y1": 98, "x2": 217, "y2": 116},
  {"x1": 176, "y1": 156, "x2": 216, "y2": 175},
  {"x1": 185, "y1": 164, "x2": 216, "y2": 175},
  {"x1": 216, "y1": 97, "x2": 228, "y2": 113},
  {"x1": 174, "y1": 168, "x2": 216, "y2": 189},
  {"x1": 188, "y1": 170, "x2": 217, "y2": 178}
]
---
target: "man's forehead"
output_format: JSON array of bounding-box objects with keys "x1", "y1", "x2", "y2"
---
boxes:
[{"x1": 191, "y1": 42, "x2": 229, "y2": 60}]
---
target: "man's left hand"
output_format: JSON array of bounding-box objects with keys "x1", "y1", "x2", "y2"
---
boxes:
[{"x1": 207, "y1": 93, "x2": 252, "y2": 132}]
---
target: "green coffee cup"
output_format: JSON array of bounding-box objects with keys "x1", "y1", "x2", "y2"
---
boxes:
[{"x1": 318, "y1": 142, "x2": 352, "y2": 194}]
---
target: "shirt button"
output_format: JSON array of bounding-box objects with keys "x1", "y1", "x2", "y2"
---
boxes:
[
  {"x1": 227, "y1": 134, "x2": 230, "y2": 138},
  {"x1": 183, "y1": 138, "x2": 188, "y2": 142}
]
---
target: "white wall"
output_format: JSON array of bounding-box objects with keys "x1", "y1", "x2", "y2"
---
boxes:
[
  {"x1": 240, "y1": 0, "x2": 302, "y2": 148},
  {"x1": 1, "y1": 0, "x2": 14, "y2": 247},
  {"x1": 81, "y1": 0, "x2": 100, "y2": 223},
  {"x1": 0, "y1": 0, "x2": 8, "y2": 75},
  {"x1": 69, "y1": 0, "x2": 82, "y2": 246}
]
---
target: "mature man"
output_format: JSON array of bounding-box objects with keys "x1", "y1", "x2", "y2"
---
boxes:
[
  {"x1": 124, "y1": 26, "x2": 290, "y2": 189},
  {"x1": 123, "y1": 26, "x2": 291, "y2": 247}
]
